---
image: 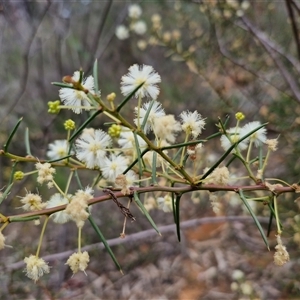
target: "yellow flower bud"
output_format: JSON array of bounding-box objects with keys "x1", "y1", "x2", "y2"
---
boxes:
[
  {"x1": 48, "y1": 100, "x2": 61, "y2": 114},
  {"x1": 235, "y1": 112, "x2": 245, "y2": 121},
  {"x1": 14, "y1": 171, "x2": 24, "y2": 181},
  {"x1": 64, "y1": 119, "x2": 75, "y2": 130},
  {"x1": 108, "y1": 124, "x2": 121, "y2": 138},
  {"x1": 107, "y1": 93, "x2": 116, "y2": 102}
]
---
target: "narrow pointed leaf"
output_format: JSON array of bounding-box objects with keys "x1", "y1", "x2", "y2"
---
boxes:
[
  {"x1": 93, "y1": 59, "x2": 99, "y2": 94},
  {"x1": 202, "y1": 123, "x2": 268, "y2": 180},
  {"x1": 268, "y1": 201, "x2": 283, "y2": 231},
  {"x1": 133, "y1": 192, "x2": 161, "y2": 235},
  {"x1": 4, "y1": 118, "x2": 23, "y2": 152},
  {"x1": 267, "y1": 203, "x2": 274, "y2": 237},
  {"x1": 0, "y1": 182, "x2": 14, "y2": 205},
  {"x1": 51, "y1": 82, "x2": 74, "y2": 89},
  {"x1": 239, "y1": 190, "x2": 269, "y2": 250},
  {"x1": 69, "y1": 109, "x2": 102, "y2": 142},
  {"x1": 116, "y1": 82, "x2": 144, "y2": 112},
  {"x1": 24, "y1": 128, "x2": 32, "y2": 156},
  {"x1": 151, "y1": 151, "x2": 157, "y2": 185},
  {"x1": 141, "y1": 99, "x2": 155, "y2": 132},
  {"x1": 88, "y1": 215, "x2": 123, "y2": 273},
  {"x1": 9, "y1": 216, "x2": 40, "y2": 222},
  {"x1": 133, "y1": 132, "x2": 145, "y2": 179},
  {"x1": 47, "y1": 154, "x2": 73, "y2": 163},
  {"x1": 175, "y1": 194, "x2": 182, "y2": 242}
]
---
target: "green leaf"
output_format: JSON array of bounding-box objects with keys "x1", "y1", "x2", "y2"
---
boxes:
[
  {"x1": 9, "y1": 216, "x2": 40, "y2": 222},
  {"x1": 4, "y1": 117, "x2": 23, "y2": 152},
  {"x1": 239, "y1": 190, "x2": 269, "y2": 250},
  {"x1": 133, "y1": 192, "x2": 161, "y2": 235},
  {"x1": 0, "y1": 182, "x2": 14, "y2": 205},
  {"x1": 267, "y1": 201, "x2": 274, "y2": 237},
  {"x1": 268, "y1": 199, "x2": 283, "y2": 231},
  {"x1": 69, "y1": 109, "x2": 102, "y2": 142},
  {"x1": 133, "y1": 132, "x2": 145, "y2": 179},
  {"x1": 175, "y1": 194, "x2": 182, "y2": 242},
  {"x1": 8, "y1": 161, "x2": 18, "y2": 186},
  {"x1": 24, "y1": 128, "x2": 32, "y2": 156},
  {"x1": 88, "y1": 215, "x2": 123, "y2": 274},
  {"x1": 123, "y1": 147, "x2": 149, "y2": 174},
  {"x1": 47, "y1": 154, "x2": 73, "y2": 163},
  {"x1": 151, "y1": 151, "x2": 158, "y2": 185},
  {"x1": 141, "y1": 99, "x2": 155, "y2": 132},
  {"x1": 74, "y1": 170, "x2": 84, "y2": 190},
  {"x1": 51, "y1": 82, "x2": 74, "y2": 89},
  {"x1": 116, "y1": 82, "x2": 144, "y2": 112},
  {"x1": 201, "y1": 123, "x2": 268, "y2": 180},
  {"x1": 93, "y1": 59, "x2": 99, "y2": 94}
]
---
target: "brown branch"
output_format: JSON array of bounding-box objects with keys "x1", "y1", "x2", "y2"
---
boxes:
[
  {"x1": 86, "y1": 0, "x2": 113, "y2": 72},
  {"x1": 2, "y1": 184, "x2": 296, "y2": 222},
  {"x1": 5, "y1": 215, "x2": 269, "y2": 271},
  {"x1": 239, "y1": 16, "x2": 300, "y2": 104},
  {"x1": 285, "y1": 0, "x2": 300, "y2": 61},
  {"x1": 0, "y1": 0, "x2": 52, "y2": 126},
  {"x1": 214, "y1": 25, "x2": 294, "y2": 101}
]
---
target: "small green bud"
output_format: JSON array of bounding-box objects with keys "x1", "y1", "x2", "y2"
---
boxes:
[
  {"x1": 48, "y1": 100, "x2": 61, "y2": 114},
  {"x1": 64, "y1": 119, "x2": 75, "y2": 130},
  {"x1": 235, "y1": 112, "x2": 245, "y2": 121},
  {"x1": 14, "y1": 171, "x2": 24, "y2": 181},
  {"x1": 108, "y1": 124, "x2": 121, "y2": 138}
]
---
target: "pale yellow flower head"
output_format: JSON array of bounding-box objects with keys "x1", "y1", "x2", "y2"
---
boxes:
[
  {"x1": 274, "y1": 235, "x2": 290, "y2": 266},
  {"x1": 66, "y1": 251, "x2": 90, "y2": 274},
  {"x1": 0, "y1": 232, "x2": 6, "y2": 250},
  {"x1": 24, "y1": 255, "x2": 50, "y2": 282}
]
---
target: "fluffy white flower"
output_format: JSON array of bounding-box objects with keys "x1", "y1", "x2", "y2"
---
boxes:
[
  {"x1": 100, "y1": 154, "x2": 128, "y2": 182},
  {"x1": 240, "y1": 121, "x2": 267, "y2": 147},
  {"x1": 134, "y1": 101, "x2": 165, "y2": 133},
  {"x1": 157, "y1": 195, "x2": 173, "y2": 212},
  {"x1": 115, "y1": 25, "x2": 129, "y2": 40},
  {"x1": 121, "y1": 64, "x2": 161, "y2": 99},
  {"x1": 47, "y1": 140, "x2": 73, "y2": 160},
  {"x1": 118, "y1": 128, "x2": 147, "y2": 153},
  {"x1": 75, "y1": 129, "x2": 112, "y2": 169},
  {"x1": 66, "y1": 251, "x2": 89, "y2": 274},
  {"x1": 132, "y1": 20, "x2": 147, "y2": 35},
  {"x1": 65, "y1": 187, "x2": 93, "y2": 228},
  {"x1": 35, "y1": 162, "x2": 55, "y2": 185},
  {"x1": 128, "y1": 4, "x2": 142, "y2": 18},
  {"x1": 115, "y1": 170, "x2": 138, "y2": 195},
  {"x1": 46, "y1": 193, "x2": 71, "y2": 224},
  {"x1": 20, "y1": 191, "x2": 46, "y2": 211},
  {"x1": 220, "y1": 127, "x2": 249, "y2": 151},
  {"x1": 59, "y1": 71, "x2": 95, "y2": 114},
  {"x1": 152, "y1": 114, "x2": 182, "y2": 143},
  {"x1": 24, "y1": 255, "x2": 50, "y2": 282},
  {"x1": 180, "y1": 110, "x2": 206, "y2": 139}
]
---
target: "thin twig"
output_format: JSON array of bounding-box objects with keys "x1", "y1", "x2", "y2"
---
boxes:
[
  {"x1": 285, "y1": 0, "x2": 300, "y2": 61},
  {"x1": 103, "y1": 188, "x2": 136, "y2": 221},
  {"x1": 239, "y1": 16, "x2": 300, "y2": 104}
]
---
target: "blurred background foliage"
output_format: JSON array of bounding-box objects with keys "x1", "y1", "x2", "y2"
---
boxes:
[{"x1": 1, "y1": 1, "x2": 300, "y2": 299}]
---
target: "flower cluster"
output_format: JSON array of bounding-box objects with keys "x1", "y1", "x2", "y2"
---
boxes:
[
  {"x1": 65, "y1": 251, "x2": 90, "y2": 274},
  {"x1": 24, "y1": 255, "x2": 50, "y2": 282},
  {"x1": 0, "y1": 61, "x2": 291, "y2": 287},
  {"x1": 274, "y1": 235, "x2": 290, "y2": 266},
  {"x1": 115, "y1": 4, "x2": 147, "y2": 40},
  {"x1": 65, "y1": 187, "x2": 93, "y2": 228}
]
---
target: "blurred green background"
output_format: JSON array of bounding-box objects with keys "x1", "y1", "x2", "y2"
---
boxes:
[{"x1": 1, "y1": 1, "x2": 300, "y2": 299}]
